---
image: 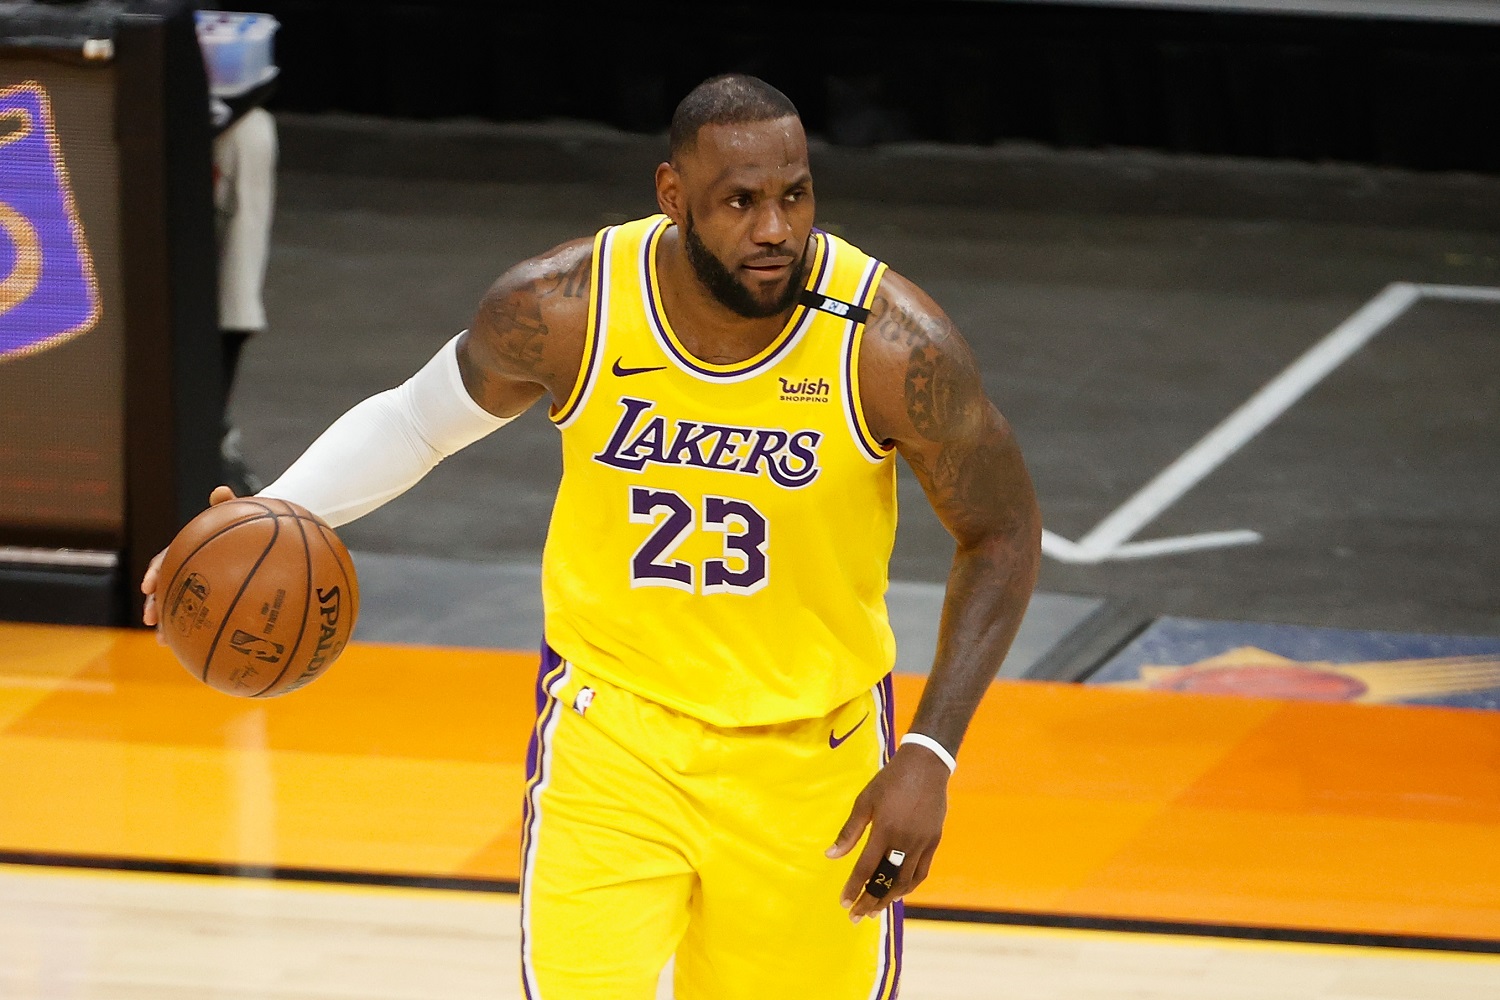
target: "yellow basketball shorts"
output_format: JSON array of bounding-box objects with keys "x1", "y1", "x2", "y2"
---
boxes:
[{"x1": 520, "y1": 643, "x2": 903, "y2": 1000}]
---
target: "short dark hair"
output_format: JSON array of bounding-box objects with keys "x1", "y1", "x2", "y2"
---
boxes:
[{"x1": 668, "y1": 74, "x2": 799, "y2": 160}]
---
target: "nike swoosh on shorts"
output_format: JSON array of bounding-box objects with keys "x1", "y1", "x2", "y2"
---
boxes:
[{"x1": 829, "y1": 712, "x2": 870, "y2": 749}]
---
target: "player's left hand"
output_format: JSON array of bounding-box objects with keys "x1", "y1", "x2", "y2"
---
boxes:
[
  {"x1": 141, "y1": 485, "x2": 239, "y2": 631},
  {"x1": 826, "y1": 743, "x2": 950, "y2": 922}
]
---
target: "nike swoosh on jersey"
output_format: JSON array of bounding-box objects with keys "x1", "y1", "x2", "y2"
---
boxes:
[
  {"x1": 612, "y1": 358, "x2": 668, "y2": 377},
  {"x1": 828, "y1": 712, "x2": 870, "y2": 749}
]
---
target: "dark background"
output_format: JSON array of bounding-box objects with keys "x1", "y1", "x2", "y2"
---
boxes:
[{"x1": 249, "y1": 0, "x2": 1500, "y2": 173}]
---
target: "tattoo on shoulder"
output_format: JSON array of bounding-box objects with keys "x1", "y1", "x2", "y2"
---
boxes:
[
  {"x1": 868, "y1": 292, "x2": 933, "y2": 350},
  {"x1": 480, "y1": 284, "x2": 548, "y2": 372},
  {"x1": 469, "y1": 246, "x2": 593, "y2": 406},
  {"x1": 869, "y1": 291, "x2": 984, "y2": 443},
  {"x1": 539, "y1": 250, "x2": 591, "y2": 300}
]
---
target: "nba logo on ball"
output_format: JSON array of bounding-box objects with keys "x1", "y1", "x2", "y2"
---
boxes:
[
  {"x1": 169, "y1": 573, "x2": 213, "y2": 635},
  {"x1": 0, "y1": 81, "x2": 100, "y2": 360}
]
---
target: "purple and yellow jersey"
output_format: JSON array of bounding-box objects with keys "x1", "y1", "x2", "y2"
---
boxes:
[{"x1": 541, "y1": 215, "x2": 897, "y2": 727}]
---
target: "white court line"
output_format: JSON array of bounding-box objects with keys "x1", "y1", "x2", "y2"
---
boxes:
[{"x1": 1044, "y1": 282, "x2": 1500, "y2": 564}]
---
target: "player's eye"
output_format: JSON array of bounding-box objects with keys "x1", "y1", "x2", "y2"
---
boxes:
[{"x1": 727, "y1": 194, "x2": 751, "y2": 209}]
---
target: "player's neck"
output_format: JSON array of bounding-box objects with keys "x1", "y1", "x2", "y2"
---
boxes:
[{"x1": 656, "y1": 229, "x2": 797, "y2": 366}]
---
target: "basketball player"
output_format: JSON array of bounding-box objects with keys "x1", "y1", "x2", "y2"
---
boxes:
[{"x1": 143, "y1": 74, "x2": 1040, "y2": 999}]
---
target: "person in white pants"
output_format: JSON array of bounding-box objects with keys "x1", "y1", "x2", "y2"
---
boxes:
[{"x1": 212, "y1": 105, "x2": 276, "y2": 496}]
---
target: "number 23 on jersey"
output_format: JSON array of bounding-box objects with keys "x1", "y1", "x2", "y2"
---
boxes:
[{"x1": 629, "y1": 486, "x2": 769, "y2": 595}]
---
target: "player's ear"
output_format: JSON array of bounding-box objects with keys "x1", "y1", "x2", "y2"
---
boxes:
[{"x1": 655, "y1": 161, "x2": 686, "y2": 227}]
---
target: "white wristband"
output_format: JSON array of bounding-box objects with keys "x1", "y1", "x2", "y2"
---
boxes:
[{"x1": 899, "y1": 733, "x2": 956, "y2": 773}]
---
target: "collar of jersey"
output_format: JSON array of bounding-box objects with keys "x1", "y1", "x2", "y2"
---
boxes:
[{"x1": 641, "y1": 217, "x2": 831, "y2": 383}]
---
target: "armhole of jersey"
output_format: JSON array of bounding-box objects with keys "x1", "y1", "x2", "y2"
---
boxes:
[
  {"x1": 550, "y1": 227, "x2": 612, "y2": 427},
  {"x1": 843, "y1": 259, "x2": 895, "y2": 463}
]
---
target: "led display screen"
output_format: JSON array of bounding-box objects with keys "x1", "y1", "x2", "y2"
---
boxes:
[{"x1": 0, "y1": 62, "x2": 126, "y2": 549}]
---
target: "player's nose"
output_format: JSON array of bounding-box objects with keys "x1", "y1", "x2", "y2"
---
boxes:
[{"x1": 750, "y1": 202, "x2": 793, "y2": 246}]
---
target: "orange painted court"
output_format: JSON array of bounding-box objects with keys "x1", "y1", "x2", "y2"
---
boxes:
[{"x1": 4, "y1": 621, "x2": 1496, "y2": 948}]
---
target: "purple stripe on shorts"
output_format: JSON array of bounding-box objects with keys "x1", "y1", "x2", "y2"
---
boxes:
[
  {"x1": 520, "y1": 642, "x2": 568, "y2": 1000},
  {"x1": 890, "y1": 899, "x2": 905, "y2": 998},
  {"x1": 880, "y1": 672, "x2": 896, "y2": 760},
  {"x1": 875, "y1": 670, "x2": 903, "y2": 997},
  {"x1": 525, "y1": 642, "x2": 566, "y2": 781}
]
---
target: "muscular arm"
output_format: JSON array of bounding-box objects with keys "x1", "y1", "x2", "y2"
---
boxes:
[
  {"x1": 457, "y1": 237, "x2": 594, "y2": 416},
  {"x1": 862, "y1": 271, "x2": 1041, "y2": 754},
  {"x1": 253, "y1": 238, "x2": 595, "y2": 525},
  {"x1": 141, "y1": 239, "x2": 595, "y2": 624},
  {"x1": 829, "y1": 270, "x2": 1040, "y2": 921}
]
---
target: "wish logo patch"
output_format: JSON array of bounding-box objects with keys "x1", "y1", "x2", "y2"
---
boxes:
[{"x1": 0, "y1": 81, "x2": 100, "y2": 361}]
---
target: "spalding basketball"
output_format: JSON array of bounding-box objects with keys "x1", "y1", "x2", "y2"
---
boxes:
[{"x1": 156, "y1": 497, "x2": 360, "y2": 697}]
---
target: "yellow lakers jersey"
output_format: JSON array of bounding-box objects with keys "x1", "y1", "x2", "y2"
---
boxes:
[{"x1": 541, "y1": 215, "x2": 897, "y2": 727}]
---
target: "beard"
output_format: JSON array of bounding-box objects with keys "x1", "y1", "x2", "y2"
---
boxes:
[{"x1": 683, "y1": 213, "x2": 806, "y2": 320}]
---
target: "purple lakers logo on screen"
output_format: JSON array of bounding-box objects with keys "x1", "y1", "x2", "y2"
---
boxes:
[{"x1": 0, "y1": 81, "x2": 100, "y2": 361}]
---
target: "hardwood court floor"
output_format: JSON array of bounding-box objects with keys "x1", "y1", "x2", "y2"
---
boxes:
[
  {"x1": 2, "y1": 622, "x2": 1499, "y2": 947},
  {"x1": 2, "y1": 864, "x2": 1496, "y2": 1000}
]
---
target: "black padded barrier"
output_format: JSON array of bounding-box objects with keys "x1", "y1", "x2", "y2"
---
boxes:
[{"x1": 0, "y1": 0, "x2": 222, "y2": 625}]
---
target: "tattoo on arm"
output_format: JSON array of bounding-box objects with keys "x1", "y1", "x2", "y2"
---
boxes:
[
  {"x1": 461, "y1": 242, "x2": 593, "y2": 415},
  {"x1": 538, "y1": 251, "x2": 590, "y2": 300},
  {"x1": 481, "y1": 287, "x2": 549, "y2": 372},
  {"x1": 905, "y1": 336, "x2": 974, "y2": 442},
  {"x1": 460, "y1": 284, "x2": 559, "y2": 416},
  {"x1": 871, "y1": 292, "x2": 1008, "y2": 540},
  {"x1": 867, "y1": 285, "x2": 1042, "y2": 753},
  {"x1": 870, "y1": 295, "x2": 976, "y2": 435}
]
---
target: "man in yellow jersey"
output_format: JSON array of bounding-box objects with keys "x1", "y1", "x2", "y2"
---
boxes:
[{"x1": 143, "y1": 74, "x2": 1040, "y2": 999}]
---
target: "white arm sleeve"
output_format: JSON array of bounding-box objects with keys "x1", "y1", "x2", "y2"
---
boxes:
[{"x1": 258, "y1": 334, "x2": 514, "y2": 527}]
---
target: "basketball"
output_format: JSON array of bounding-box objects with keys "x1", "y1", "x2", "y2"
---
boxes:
[{"x1": 155, "y1": 497, "x2": 360, "y2": 698}]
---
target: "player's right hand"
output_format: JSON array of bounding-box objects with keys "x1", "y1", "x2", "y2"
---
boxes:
[{"x1": 140, "y1": 486, "x2": 239, "y2": 628}]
